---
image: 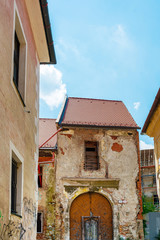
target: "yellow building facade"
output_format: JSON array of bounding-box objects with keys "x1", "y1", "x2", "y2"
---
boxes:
[
  {"x1": 0, "y1": 0, "x2": 56, "y2": 239},
  {"x1": 142, "y1": 88, "x2": 160, "y2": 199}
]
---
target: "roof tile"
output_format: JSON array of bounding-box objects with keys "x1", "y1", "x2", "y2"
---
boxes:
[
  {"x1": 59, "y1": 97, "x2": 140, "y2": 129},
  {"x1": 39, "y1": 118, "x2": 57, "y2": 148}
]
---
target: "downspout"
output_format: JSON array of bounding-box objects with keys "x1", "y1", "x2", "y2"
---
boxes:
[
  {"x1": 39, "y1": 127, "x2": 63, "y2": 149},
  {"x1": 38, "y1": 128, "x2": 63, "y2": 184}
]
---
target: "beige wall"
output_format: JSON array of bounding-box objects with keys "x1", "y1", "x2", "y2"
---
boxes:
[
  {"x1": 55, "y1": 127, "x2": 144, "y2": 240},
  {"x1": 0, "y1": 0, "x2": 39, "y2": 239}
]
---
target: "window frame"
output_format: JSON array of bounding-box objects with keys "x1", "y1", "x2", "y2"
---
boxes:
[
  {"x1": 84, "y1": 141, "x2": 99, "y2": 171},
  {"x1": 10, "y1": 142, "x2": 24, "y2": 217},
  {"x1": 11, "y1": 4, "x2": 27, "y2": 106}
]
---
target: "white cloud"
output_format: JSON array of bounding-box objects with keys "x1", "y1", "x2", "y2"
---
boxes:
[
  {"x1": 133, "y1": 102, "x2": 140, "y2": 110},
  {"x1": 112, "y1": 24, "x2": 131, "y2": 49},
  {"x1": 140, "y1": 140, "x2": 154, "y2": 150},
  {"x1": 40, "y1": 65, "x2": 67, "y2": 110},
  {"x1": 56, "y1": 38, "x2": 81, "y2": 62}
]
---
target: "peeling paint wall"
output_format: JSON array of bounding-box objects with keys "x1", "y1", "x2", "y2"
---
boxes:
[
  {"x1": 37, "y1": 154, "x2": 56, "y2": 240},
  {"x1": 55, "y1": 127, "x2": 144, "y2": 240}
]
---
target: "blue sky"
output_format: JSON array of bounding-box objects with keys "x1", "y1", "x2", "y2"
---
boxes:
[{"x1": 40, "y1": 0, "x2": 160, "y2": 149}]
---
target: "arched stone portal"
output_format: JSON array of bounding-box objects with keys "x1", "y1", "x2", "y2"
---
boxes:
[{"x1": 70, "y1": 192, "x2": 113, "y2": 240}]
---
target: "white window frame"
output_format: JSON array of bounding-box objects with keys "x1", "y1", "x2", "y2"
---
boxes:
[
  {"x1": 11, "y1": 2, "x2": 27, "y2": 105},
  {"x1": 10, "y1": 141, "x2": 24, "y2": 217}
]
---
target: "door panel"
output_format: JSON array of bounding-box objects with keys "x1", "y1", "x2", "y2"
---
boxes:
[{"x1": 70, "y1": 192, "x2": 113, "y2": 240}]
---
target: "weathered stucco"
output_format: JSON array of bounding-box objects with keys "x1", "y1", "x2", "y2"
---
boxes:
[
  {"x1": 37, "y1": 154, "x2": 56, "y2": 240},
  {"x1": 55, "y1": 127, "x2": 144, "y2": 239},
  {"x1": 0, "y1": 0, "x2": 40, "y2": 239},
  {"x1": 143, "y1": 98, "x2": 160, "y2": 198}
]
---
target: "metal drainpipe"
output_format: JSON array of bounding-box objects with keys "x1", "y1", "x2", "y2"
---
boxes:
[{"x1": 39, "y1": 127, "x2": 63, "y2": 149}]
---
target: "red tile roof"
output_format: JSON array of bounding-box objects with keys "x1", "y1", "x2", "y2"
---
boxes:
[
  {"x1": 142, "y1": 88, "x2": 160, "y2": 134},
  {"x1": 39, "y1": 118, "x2": 57, "y2": 148},
  {"x1": 58, "y1": 97, "x2": 140, "y2": 129}
]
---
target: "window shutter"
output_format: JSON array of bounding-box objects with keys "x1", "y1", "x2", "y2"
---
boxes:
[{"x1": 84, "y1": 141, "x2": 99, "y2": 170}]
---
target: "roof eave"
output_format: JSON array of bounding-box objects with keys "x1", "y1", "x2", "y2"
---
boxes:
[
  {"x1": 141, "y1": 88, "x2": 160, "y2": 134},
  {"x1": 39, "y1": 0, "x2": 56, "y2": 64},
  {"x1": 58, "y1": 123, "x2": 140, "y2": 130},
  {"x1": 39, "y1": 147, "x2": 57, "y2": 151}
]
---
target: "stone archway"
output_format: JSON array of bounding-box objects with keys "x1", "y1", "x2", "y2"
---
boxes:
[{"x1": 70, "y1": 192, "x2": 113, "y2": 240}]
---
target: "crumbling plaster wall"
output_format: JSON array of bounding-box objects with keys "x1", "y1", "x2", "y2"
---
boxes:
[
  {"x1": 55, "y1": 127, "x2": 143, "y2": 240},
  {"x1": 37, "y1": 153, "x2": 56, "y2": 240}
]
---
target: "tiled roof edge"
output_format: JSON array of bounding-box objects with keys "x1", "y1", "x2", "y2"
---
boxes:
[
  {"x1": 56, "y1": 95, "x2": 68, "y2": 125},
  {"x1": 60, "y1": 123, "x2": 140, "y2": 129},
  {"x1": 68, "y1": 97, "x2": 122, "y2": 102},
  {"x1": 121, "y1": 101, "x2": 140, "y2": 129}
]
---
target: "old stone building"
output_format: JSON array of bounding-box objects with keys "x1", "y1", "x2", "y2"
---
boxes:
[
  {"x1": 140, "y1": 149, "x2": 159, "y2": 205},
  {"x1": 140, "y1": 149, "x2": 160, "y2": 240},
  {"x1": 55, "y1": 97, "x2": 144, "y2": 240},
  {"x1": 0, "y1": 0, "x2": 56, "y2": 239},
  {"x1": 142, "y1": 88, "x2": 160, "y2": 199},
  {"x1": 37, "y1": 118, "x2": 57, "y2": 239}
]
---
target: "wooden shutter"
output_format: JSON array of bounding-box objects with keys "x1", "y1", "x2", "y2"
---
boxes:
[{"x1": 84, "y1": 141, "x2": 99, "y2": 170}]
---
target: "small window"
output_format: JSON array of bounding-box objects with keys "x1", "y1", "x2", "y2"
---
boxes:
[
  {"x1": 153, "y1": 175, "x2": 156, "y2": 185},
  {"x1": 154, "y1": 195, "x2": 159, "y2": 205},
  {"x1": 11, "y1": 159, "x2": 18, "y2": 213},
  {"x1": 84, "y1": 141, "x2": 99, "y2": 171},
  {"x1": 38, "y1": 166, "x2": 43, "y2": 188},
  {"x1": 37, "y1": 212, "x2": 43, "y2": 233},
  {"x1": 10, "y1": 149, "x2": 23, "y2": 216}
]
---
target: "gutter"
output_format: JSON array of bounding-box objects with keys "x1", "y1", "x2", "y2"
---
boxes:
[
  {"x1": 58, "y1": 123, "x2": 141, "y2": 130},
  {"x1": 39, "y1": 0, "x2": 56, "y2": 64}
]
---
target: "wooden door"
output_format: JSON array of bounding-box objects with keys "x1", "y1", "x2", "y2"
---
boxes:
[{"x1": 70, "y1": 192, "x2": 113, "y2": 240}]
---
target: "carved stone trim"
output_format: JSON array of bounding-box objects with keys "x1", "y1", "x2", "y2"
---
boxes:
[{"x1": 62, "y1": 178, "x2": 120, "y2": 189}]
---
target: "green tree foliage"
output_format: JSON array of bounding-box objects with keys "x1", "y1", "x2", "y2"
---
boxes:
[{"x1": 142, "y1": 195, "x2": 157, "y2": 214}]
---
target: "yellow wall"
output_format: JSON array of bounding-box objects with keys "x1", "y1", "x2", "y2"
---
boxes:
[{"x1": 146, "y1": 104, "x2": 160, "y2": 198}]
